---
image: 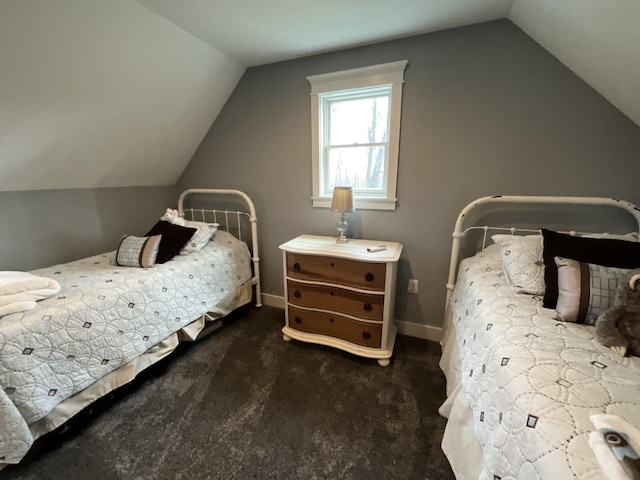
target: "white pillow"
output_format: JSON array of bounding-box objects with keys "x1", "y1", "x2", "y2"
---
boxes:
[
  {"x1": 491, "y1": 234, "x2": 545, "y2": 295},
  {"x1": 179, "y1": 219, "x2": 219, "y2": 255}
]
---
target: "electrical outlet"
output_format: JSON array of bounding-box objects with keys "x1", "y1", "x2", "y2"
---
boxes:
[{"x1": 407, "y1": 279, "x2": 419, "y2": 294}]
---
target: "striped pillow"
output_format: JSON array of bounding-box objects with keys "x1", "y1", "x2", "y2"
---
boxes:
[
  {"x1": 554, "y1": 256, "x2": 629, "y2": 324},
  {"x1": 116, "y1": 235, "x2": 161, "y2": 268}
]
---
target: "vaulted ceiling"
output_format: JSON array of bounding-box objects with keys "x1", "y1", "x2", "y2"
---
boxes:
[
  {"x1": 140, "y1": 0, "x2": 640, "y2": 126},
  {"x1": 1, "y1": 0, "x2": 638, "y2": 192}
]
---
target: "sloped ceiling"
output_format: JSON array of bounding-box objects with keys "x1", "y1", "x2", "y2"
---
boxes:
[
  {"x1": 1, "y1": 0, "x2": 638, "y2": 192},
  {"x1": 136, "y1": 0, "x2": 515, "y2": 66},
  {"x1": 0, "y1": 0, "x2": 244, "y2": 192},
  {"x1": 510, "y1": 0, "x2": 640, "y2": 131},
  {"x1": 141, "y1": 0, "x2": 640, "y2": 127}
]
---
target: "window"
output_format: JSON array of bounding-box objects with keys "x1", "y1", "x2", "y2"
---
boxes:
[{"x1": 308, "y1": 60, "x2": 407, "y2": 210}]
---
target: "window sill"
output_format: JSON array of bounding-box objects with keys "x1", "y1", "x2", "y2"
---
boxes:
[{"x1": 312, "y1": 196, "x2": 397, "y2": 211}]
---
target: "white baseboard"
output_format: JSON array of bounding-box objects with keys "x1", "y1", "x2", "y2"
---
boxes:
[
  {"x1": 395, "y1": 319, "x2": 442, "y2": 342},
  {"x1": 258, "y1": 294, "x2": 442, "y2": 342},
  {"x1": 261, "y1": 293, "x2": 285, "y2": 309}
]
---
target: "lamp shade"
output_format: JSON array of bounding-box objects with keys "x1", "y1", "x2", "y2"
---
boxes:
[{"x1": 330, "y1": 186, "x2": 355, "y2": 213}]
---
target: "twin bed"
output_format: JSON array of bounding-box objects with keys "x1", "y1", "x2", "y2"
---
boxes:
[
  {"x1": 440, "y1": 196, "x2": 640, "y2": 480},
  {"x1": 0, "y1": 189, "x2": 261, "y2": 467}
]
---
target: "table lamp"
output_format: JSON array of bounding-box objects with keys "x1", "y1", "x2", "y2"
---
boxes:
[{"x1": 330, "y1": 186, "x2": 355, "y2": 243}]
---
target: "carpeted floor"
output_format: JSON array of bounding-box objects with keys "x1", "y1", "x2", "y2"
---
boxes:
[{"x1": 3, "y1": 306, "x2": 455, "y2": 480}]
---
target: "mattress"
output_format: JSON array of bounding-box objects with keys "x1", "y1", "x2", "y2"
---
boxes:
[
  {"x1": 446, "y1": 244, "x2": 640, "y2": 479},
  {"x1": 0, "y1": 230, "x2": 252, "y2": 464}
]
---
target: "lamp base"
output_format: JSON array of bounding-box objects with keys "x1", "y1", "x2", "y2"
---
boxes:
[{"x1": 336, "y1": 213, "x2": 348, "y2": 243}]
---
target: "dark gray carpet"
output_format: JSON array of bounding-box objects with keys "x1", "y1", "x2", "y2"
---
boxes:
[{"x1": 3, "y1": 306, "x2": 455, "y2": 480}]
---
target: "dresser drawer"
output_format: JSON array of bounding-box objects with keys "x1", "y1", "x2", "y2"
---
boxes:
[
  {"x1": 286, "y1": 253, "x2": 386, "y2": 291},
  {"x1": 287, "y1": 306, "x2": 382, "y2": 348},
  {"x1": 287, "y1": 280, "x2": 383, "y2": 321}
]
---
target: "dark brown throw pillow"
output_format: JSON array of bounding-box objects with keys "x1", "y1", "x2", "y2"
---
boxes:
[
  {"x1": 541, "y1": 228, "x2": 640, "y2": 308},
  {"x1": 145, "y1": 221, "x2": 197, "y2": 264}
]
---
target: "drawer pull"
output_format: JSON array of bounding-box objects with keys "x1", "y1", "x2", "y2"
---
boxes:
[
  {"x1": 365, "y1": 272, "x2": 374, "y2": 282},
  {"x1": 363, "y1": 303, "x2": 372, "y2": 311},
  {"x1": 294, "y1": 316, "x2": 302, "y2": 324},
  {"x1": 293, "y1": 290, "x2": 301, "y2": 298},
  {"x1": 329, "y1": 318, "x2": 334, "y2": 323},
  {"x1": 362, "y1": 331, "x2": 371, "y2": 340},
  {"x1": 293, "y1": 262, "x2": 301, "y2": 272}
]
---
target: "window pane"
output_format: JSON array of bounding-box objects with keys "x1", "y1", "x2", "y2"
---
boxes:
[
  {"x1": 329, "y1": 96, "x2": 389, "y2": 145},
  {"x1": 326, "y1": 145, "x2": 386, "y2": 192}
]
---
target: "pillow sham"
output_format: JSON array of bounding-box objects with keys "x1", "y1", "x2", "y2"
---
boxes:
[
  {"x1": 554, "y1": 256, "x2": 629, "y2": 324},
  {"x1": 116, "y1": 235, "x2": 161, "y2": 268},
  {"x1": 491, "y1": 234, "x2": 545, "y2": 295},
  {"x1": 179, "y1": 220, "x2": 219, "y2": 255},
  {"x1": 144, "y1": 221, "x2": 197, "y2": 264},
  {"x1": 542, "y1": 229, "x2": 640, "y2": 309}
]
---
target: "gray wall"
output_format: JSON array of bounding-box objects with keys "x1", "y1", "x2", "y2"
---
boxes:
[
  {"x1": 178, "y1": 19, "x2": 640, "y2": 330},
  {"x1": 0, "y1": 186, "x2": 177, "y2": 271}
]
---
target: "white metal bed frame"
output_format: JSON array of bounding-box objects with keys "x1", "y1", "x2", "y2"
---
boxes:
[
  {"x1": 440, "y1": 194, "x2": 640, "y2": 480},
  {"x1": 178, "y1": 188, "x2": 262, "y2": 308},
  {"x1": 445, "y1": 195, "x2": 640, "y2": 305},
  {"x1": 0, "y1": 189, "x2": 263, "y2": 469}
]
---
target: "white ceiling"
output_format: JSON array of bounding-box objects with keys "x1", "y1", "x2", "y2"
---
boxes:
[
  {"x1": 1, "y1": 1, "x2": 638, "y2": 193},
  {"x1": 140, "y1": 0, "x2": 640, "y2": 127},
  {"x1": 137, "y1": 0, "x2": 514, "y2": 66}
]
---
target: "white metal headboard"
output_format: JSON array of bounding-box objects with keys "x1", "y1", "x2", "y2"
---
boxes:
[
  {"x1": 177, "y1": 188, "x2": 262, "y2": 308},
  {"x1": 445, "y1": 195, "x2": 640, "y2": 304}
]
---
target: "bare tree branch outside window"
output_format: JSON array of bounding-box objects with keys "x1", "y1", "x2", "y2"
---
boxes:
[{"x1": 328, "y1": 94, "x2": 389, "y2": 192}]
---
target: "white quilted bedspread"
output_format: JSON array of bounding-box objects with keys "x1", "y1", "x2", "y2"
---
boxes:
[
  {"x1": 450, "y1": 245, "x2": 640, "y2": 480},
  {"x1": 0, "y1": 231, "x2": 251, "y2": 464}
]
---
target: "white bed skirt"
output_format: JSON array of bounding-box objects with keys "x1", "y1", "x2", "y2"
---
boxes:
[
  {"x1": 439, "y1": 304, "x2": 483, "y2": 480},
  {"x1": 10, "y1": 280, "x2": 252, "y2": 462}
]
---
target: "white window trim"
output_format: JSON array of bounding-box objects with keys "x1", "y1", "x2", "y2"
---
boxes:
[{"x1": 308, "y1": 60, "x2": 408, "y2": 211}]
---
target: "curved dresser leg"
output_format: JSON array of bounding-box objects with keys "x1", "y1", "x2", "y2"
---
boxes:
[
  {"x1": 283, "y1": 333, "x2": 292, "y2": 342},
  {"x1": 378, "y1": 358, "x2": 391, "y2": 367}
]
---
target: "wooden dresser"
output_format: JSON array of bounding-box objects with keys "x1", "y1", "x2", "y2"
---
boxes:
[{"x1": 279, "y1": 235, "x2": 403, "y2": 366}]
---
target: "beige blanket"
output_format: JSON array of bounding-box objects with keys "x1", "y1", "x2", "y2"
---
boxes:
[{"x1": 0, "y1": 271, "x2": 61, "y2": 317}]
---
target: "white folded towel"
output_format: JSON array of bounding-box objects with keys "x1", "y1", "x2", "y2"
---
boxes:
[
  {"x1": 589, "y1": 414, "x2": 640, "y2": 480},
  {"x1": 0, "y1": 271, "x2": 61, "y2": 317}
]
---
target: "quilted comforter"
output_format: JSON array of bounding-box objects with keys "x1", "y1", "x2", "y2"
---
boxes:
[
  {"x1": 450, "y1": 244, "x2": 640, "y2": 480},
  {"x1": 0, "y1": 230, "x2": 252, "y2": 464}
]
